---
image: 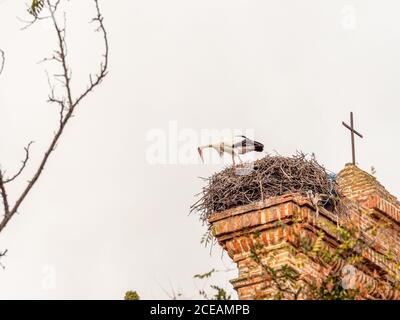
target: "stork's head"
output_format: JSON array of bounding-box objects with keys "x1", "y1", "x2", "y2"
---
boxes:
[{"x1": 198, "y1": 147, "x2": 204, "y2": 162}]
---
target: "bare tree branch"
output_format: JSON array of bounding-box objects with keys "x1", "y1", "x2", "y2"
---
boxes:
[
  {"x1": 0, "y1": 170, "x2": 10, "y2": 215},
  {"x1": 3, "y1": 142, "x2": 34, "y2": 184},
  {"x1": 74, "y1": 0, "x2": 108, "y2": 107},
  {"x1": 0, "y1": 0, "x2": 109, "y2": 233}
]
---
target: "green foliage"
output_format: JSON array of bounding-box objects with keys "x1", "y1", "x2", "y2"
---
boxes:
[
  {"x1": 194, "y1": 269, "x2": 216, "y2": 280},
  {"x1": 210, "y1": 285, "x2": 231, "y2": 300},
  {"x1": 310, "y1": 276, "x2": 358, "y2": 300},
  {"x1": 250, "y1": 249, "x2": 261, "y2": 263},
  {"x1": 299, "y1": 235, "x2": 312, "y2": 252},
  {"x1": 312, "y1": 231, "x2": 325, "y2": 254},
  {"x1": 28, "y1": 0, "x2": 44, "y2": 17},
  {"x1": 195, "y1": 269, "x2": 232, "y2": 300},
  {"x1": 338, "y1": 227, "x2": 351, "y2": 242},
  {"x1": 253, "y1": 230, "x2": 262, "y2": 238},
  {"x1": 280, "y1": 265, "x2": 299, "y2": 281},
  {"x1": 200, "y1": 229, "x2": 215, "y2": 247},
  {"x1": 124, "y1": 291, "x2": 140, "y2": 300}
]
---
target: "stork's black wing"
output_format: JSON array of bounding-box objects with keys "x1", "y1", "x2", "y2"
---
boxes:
[{"x1": 233, "y1": 137, "x2": 264, "y2": 151}]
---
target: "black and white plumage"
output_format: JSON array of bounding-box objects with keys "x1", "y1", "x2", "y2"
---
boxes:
[{"x1": 198, "y1": 135, "x2": 264, "y2": 166}]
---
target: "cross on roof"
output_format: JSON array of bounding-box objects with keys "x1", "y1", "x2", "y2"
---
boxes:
[{"x1": 342, "y1": 112, "x2": 363, "y2": 165}]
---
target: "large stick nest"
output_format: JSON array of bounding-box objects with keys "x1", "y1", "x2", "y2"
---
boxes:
[{"x1": 191, "y1": 152, "x2": 343, "y2": 223}]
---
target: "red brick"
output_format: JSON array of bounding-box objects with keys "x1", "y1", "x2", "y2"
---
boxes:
[
  {"x1": 208, "y1": 164, "x2": 400, "y2": 300},
  {"x1": 261, "y1": 232, "x2": 269, "y2": 246},
  {"x1": 240, "y1": 238, "x2": 250, "y2": 252}
]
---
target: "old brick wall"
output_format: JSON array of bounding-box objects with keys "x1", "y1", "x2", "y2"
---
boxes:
[{"x1": 208, "y1": 164, "x2": 400, "y2": 300}]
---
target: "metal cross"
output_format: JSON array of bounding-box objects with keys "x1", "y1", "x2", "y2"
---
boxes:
[{"x1": 342, "y1": 112, "x2": 363, "y2": 165}]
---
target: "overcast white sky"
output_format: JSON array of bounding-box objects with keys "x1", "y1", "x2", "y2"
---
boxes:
[{"x1": 0, "y1": 0, "x2": 399, "y2": 299}]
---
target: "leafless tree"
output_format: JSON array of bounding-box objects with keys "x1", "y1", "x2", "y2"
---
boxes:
[{"x1": 0, "y1": 0, "x2": 109, "y2": 241}]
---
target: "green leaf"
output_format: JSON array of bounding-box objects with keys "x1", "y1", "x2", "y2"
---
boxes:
[
  {"x1": 29, "y1": 0, "x2": 44, "y2": 17},
  {"x1": 194, "y1": 269, "x2": 216, "y2": 279},
  {"x1": 124, "y1": 291, "x2": 140, "y2": 300}
]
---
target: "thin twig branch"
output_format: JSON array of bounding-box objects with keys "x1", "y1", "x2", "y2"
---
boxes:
[
  {"x1": 0, "y1": 0, "x2": 109, "y2": 233},
  {"x1": 3, "y1": 142, "x2": 34, "y2": 184},
  {"x1": 0, "y1": 170, "x2": 10, "y2": 215}
]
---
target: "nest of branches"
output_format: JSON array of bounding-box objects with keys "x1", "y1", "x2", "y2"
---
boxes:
[{"x1": 191, "y1": 152, "x2": 344, "y2": 223}]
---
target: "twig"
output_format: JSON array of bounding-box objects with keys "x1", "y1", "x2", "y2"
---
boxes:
[
  {"x1": 191, "y1": 152, "x2": 342, "y2": 223},
  {"x1": 4, "y1": 142, "x2": 34, "y2": 184},
  {"x1": 0, "y1": 0, "x2": 108, "y2": 233},
  {"x1": 0, "y1": 170, "x2": 10, "y2": 215}
]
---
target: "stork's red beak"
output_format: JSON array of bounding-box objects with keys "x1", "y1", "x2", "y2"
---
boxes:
[{"x1": 198, "y1": 147, "x2": 204, "y2": 162}]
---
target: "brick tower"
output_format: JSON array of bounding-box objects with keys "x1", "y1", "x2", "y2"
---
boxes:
[{"x1": 209, "y1": 164, "x2": 400, "y2": 299}]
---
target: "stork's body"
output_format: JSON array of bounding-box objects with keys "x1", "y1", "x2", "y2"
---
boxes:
[{"x1": 198, "y1": 135, "x2": 264, "y2": 166}]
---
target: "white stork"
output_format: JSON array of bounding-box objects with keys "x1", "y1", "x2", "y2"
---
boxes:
[{"x1": 198, "y1": 135, "x2": 264, "y2": 166}]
